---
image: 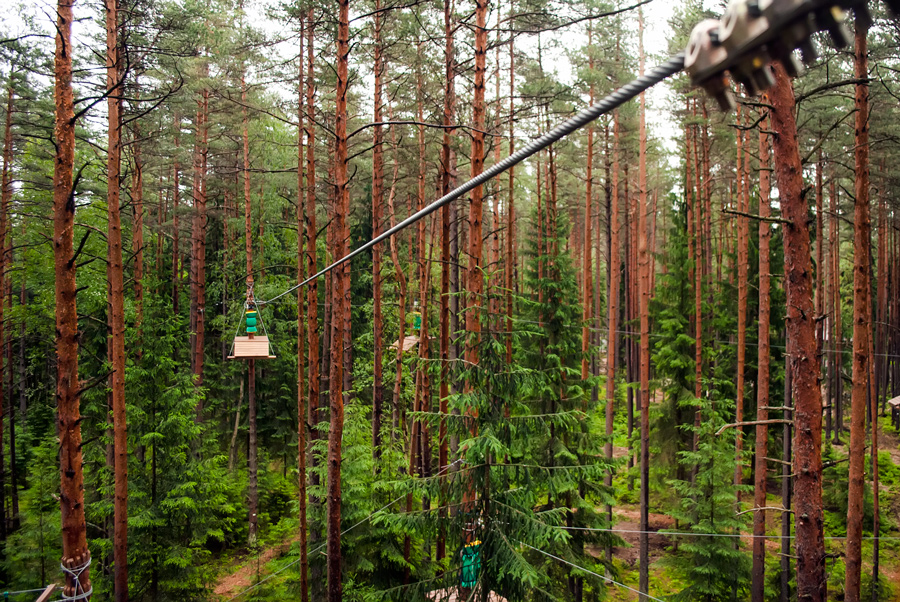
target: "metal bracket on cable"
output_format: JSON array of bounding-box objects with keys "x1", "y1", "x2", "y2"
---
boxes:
[{"x1": 686, "y1": 0, "x2": 899, "y2": 111}]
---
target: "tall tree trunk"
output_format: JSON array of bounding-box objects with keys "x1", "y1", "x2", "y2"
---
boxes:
[
  {"x1": 462, "y1": 0, "x2": 487, "y2": 509},
  {"x1": 437, "y1": 0, "x2": 455, "y2": 560},
  {"x1": 172, "y1": 115, "x2": 180, "y2": 315},
  {"x1": 831, "y1": 175, "x2": 843, "y2": 442},
  {"x1": 0, "y1": 70, "x2": 12, "y2": 546},
  {"x1": 466, "y1": 0, "x2": 487, "y2": 387},
  {"x1": 241, "y1": 68, "x2": 259, "y2": 545},
  {"x1": 582, "y1": 24, "x2": 594, "y2": 386},
  {"x1": 637, "y1": 10, "x2": 650, "y2": 599},
  {"x1": 305, "y1": 13, "x2": 319, "y2": 458},
  {"x1": 817, "y1": 155, "x2": 829, "y2": 440},
  {"x1": 868, "y1": 280, "x2": 879, "y2": 601},
  {"x1": 296, "y1": 36, "x2": 309, "y2": 599},
  {"x1": 386, "y1": 117, "x2": 408, "y2": 439},
  {"x1": 132, "y1": 130, "x2": 144, "y2": 345},
  {"x1": 844, "y1": 15, "x2": 870, "y2": 601},
  {"x1": 751, "y1": 103, "x2": 771, "y2": 602},
  {"x1": 54, "y1": 0, "x2": 92, "y2": 595},
  {"x1": 190, "y1": 67, "x2": 209, "y2": 408},
  {"x1": 505, "y1": 0, "x2": 515, "y2": 365},
  {"x1": 771, "y1": 62, "x2": 825, "y2": 602},
  {"x1": 781, "y1": 329, "x2": 793, "y2": 602},
  {"x1": 327, "y1": 0, "x2": 350, "y2": 597},
  {"x1": 106, "y1": 0, "x2": 129, "y2": 595},
  {"x1": 371, "y1": 0, "x2": 385, "y2": 461},
  {"x1": 3, "y1": 86, "x2": 19, "y2": 532},
  {"x1": 604, "y1": 109, "x2": 620, "y2": 563},
  {"x1": 686, "y1": 108, "x2": 701, "y2": 474},
  {"x1": 735, "y1": 108, "x2": 749, "y2": 497}
]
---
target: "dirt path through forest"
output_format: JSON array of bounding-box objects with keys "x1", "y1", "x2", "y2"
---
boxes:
[{"x1": 213, "y1": 534, "x2": 299, "y2": 599}]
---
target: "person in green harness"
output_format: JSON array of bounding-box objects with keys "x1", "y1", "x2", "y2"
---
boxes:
[
  {"x1": 245, "y1": 308, "x2": 258, "y2": 336},
  {"x1": 410, "y1": 299, "x2": 422, "y2": 332},
  {"x1": 460, "y1": 540, "x2": 482, "y2": 590}
]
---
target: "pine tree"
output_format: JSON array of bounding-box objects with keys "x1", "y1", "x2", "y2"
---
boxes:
[{"x1": 666, "y1": 397, "x2": 752, "y2": 601}]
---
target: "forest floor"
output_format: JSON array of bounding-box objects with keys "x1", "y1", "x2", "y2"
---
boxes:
[{"x1": 213, "y1": 534, "x2": 299, "y2": 599}]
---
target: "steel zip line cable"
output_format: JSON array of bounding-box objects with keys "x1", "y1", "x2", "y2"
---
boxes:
[{"x1": 258, "y1": 52, "x2": 685, "y2": 305}]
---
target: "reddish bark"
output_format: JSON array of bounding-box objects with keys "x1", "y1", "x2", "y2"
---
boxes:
[
  {"x1": 692, "y1": 104, "x2": 702, "y2": 411},
  {"x1": 751, "y1": 103, "x2": 771, "y2": 602},
  {"x1": 637, "y1": 10, "x2": 650, "y2": 597},
  {"x1": 437, "y1": 0, "x2": 454, "y2": 562},
  {"x1": 305, "y1": 15, "x2": 319, "y2": 451},
  {"x1": 132, "y1": 123, "x2": 144, "y2": 342},
  {"x1": 106, "y1": 0, "x2": 128, "y2": 595},
  {"x1": 816, "y1": 156, "x2": 828, "y2": 439},
  {"x1": 54, "y1": 0, "x2": 92, "y2": 594},
  {"x1": 844, "y1": 15, "x2": 870, "y2": 601},
  {"x1": 771, "y1": 63, "x2": 825, "y2": 602},
  {"x1": 582, "y1": 25, "x2": 594, "y2": 384},
  {"x1": 867, "y1": 277, "x2": 880, "y2": 595},
  {"x1": 241, "y1": 69, "x2": 259, "y2": 544},
  {"x1": 505, "y1": 1, "x2": 515, "y2": 365},
  {"x1": 296, "y1": 25, "x2": 308, "y2": 601},
  {"x1": 604, "y1": 109, "x2": 620, "y2": 562},
  {"x1": 327, "y1": 0, "x2": 350, "y2": 596},
  {"x1": 735, "y1": 107, "x2": 750, "y2": 496},
  {"x1": 172, "y1": 114, "x2": 181, "y2": 315},
  {"x1": 371, "y1": 0, "x2": 385, "y2": 460},
  {"x1": 190, "y1": 69, "x2": 209, "y2": 403},
  {"x1": 466, "y1": 0, "x2": 487, "y2": 368},
  {"x1": 385, "y1": 116, "x2": 408, "y2": 438},
  {"x1": 685, "y1": 103, "x2": 700, "y2": 467}
]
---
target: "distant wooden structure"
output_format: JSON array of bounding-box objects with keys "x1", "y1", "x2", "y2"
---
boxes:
[
  {"x1": 390, "y1": 334, "x2": 421, "y2": 352},
  {"x1": 426, "y1": 588, "x2": 506, "y2": 602},
  {"x1": 889, "y1": 395, "x2": 900, "y2": 430},
  {"x1": 229, "y1": 335, "x2": 276, "y2": 359}
]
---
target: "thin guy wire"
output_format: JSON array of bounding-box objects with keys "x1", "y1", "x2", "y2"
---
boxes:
[
  {"x1": 558, "y1": 526, "x2": 900, "y2": 541},
  {"x1": 2, "y1": 588, "x2": 57, "y2": 596},
  {"x1": 258, "y1": 53, "x2": 686, "y2": 305},
  {"x1": 223, "y1": 459, "x2": 464, "y2": 601},
  {"x1": 518, "y1": 540, "x2": 666, "y2": 602},
  {"x1": 225, "y1": 494, "x2": 406, "y2": 601}
]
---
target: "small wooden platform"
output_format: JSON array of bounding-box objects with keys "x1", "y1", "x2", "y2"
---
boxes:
[
  {"x1": 229, "y1": 336, "x2": 276, "y2": 360},
  {"x1": 390, "y1": 335, "x2": 421, "y2": 352},
  {"x1": 889, "y1": 395, "x2": 900, "y2": 429},
  {"x1": 426, "y1": 588, "x2": 506, "y2": 602}
]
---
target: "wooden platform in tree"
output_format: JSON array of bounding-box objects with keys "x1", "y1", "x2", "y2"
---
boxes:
[
  {"x1": 426, "y1": 587, "x2": 506, "y2": 602},
  {"x1": 390, "y1": 334, "x2": 420, "y2": 352},
  {"x1": 229, "y1": 336, "x2": 276, "y2": 359}
]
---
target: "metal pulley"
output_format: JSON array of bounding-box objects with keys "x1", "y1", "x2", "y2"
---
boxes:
[{"x1": 685, "y1": 0, "x2": 898, "y2": 111}]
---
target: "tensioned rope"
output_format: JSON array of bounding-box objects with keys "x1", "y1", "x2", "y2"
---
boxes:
[
  {"x1": 518, "y1": 540, "x2": 666, "y2": 602},
  {"x1": 224, "y1": 493, "x2": 406, "y2": 601},
  {"x1": 258, "y1": 53, "x2": 686, "y2": 305},
  {"x1": 557, "y1": 526, "x2": 900, "y2": 541},
  {"x1": 223, "y1": 458, "x2": 464, "y2": 601}
]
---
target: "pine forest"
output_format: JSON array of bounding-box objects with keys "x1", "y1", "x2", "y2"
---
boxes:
[{"x1": 2, "y1": 0, "x2": 900, "y2": 599}]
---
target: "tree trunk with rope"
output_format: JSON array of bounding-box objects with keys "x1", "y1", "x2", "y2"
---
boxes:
[{"x1": 55, "y1": 0, "x2": 92, "y2": 595}]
